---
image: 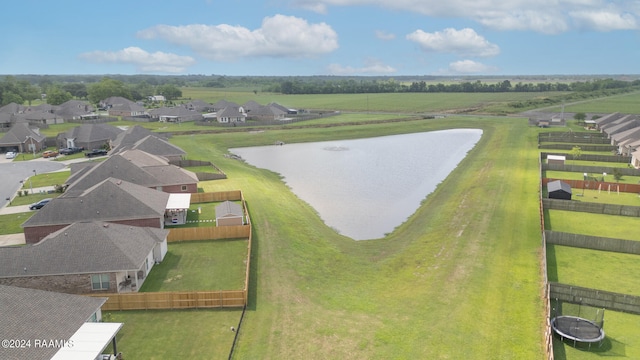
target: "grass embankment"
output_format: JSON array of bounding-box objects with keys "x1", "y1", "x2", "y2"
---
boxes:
[{"x1": 166, "y1": 116, "x2": 545, "y2": 359}]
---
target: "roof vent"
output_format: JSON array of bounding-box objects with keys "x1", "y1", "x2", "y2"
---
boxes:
[{"x1": 103, "y1": 223, "x2": 109, "y2": 228}]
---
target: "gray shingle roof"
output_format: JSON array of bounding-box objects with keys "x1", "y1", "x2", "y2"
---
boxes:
[
  {"x1": 65, "y1": 150, "x2": 196, "y2": 192},
  {"x1": 22, "y1": 178, "x2": 170, "y2": 228},
  {"x1": 215, "y1": 200, "x2": 243, "y2": 218},
  {"x1": 0, "y1": 222, "x2": 167, "y2": 277},
  {"x1": 0, "y1": 285, "x2": 105, "y2": 360},
  {"x1": 0, "y1": 122, "x2": 46, "y2": 145},
  {"x1": 126, "y1": 135, "x2": 186, "y2": 158},
  {"x1": 64, "y1": 123, "x2": 123, "y2": 143},
  {"x1": 548, "y1": 180, "x2": 572, "y2": 194}
]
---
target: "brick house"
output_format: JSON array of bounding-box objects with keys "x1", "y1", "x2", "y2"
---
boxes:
[
  {"x1": 0, "y1": 222, "x2": 168, "y2": 294},
  {"x1": 65, "y1": 149, "x2": 198, "y2": 194},
  {"x1": 22, "y1": 177, "x2": 171, "y2": 244}
]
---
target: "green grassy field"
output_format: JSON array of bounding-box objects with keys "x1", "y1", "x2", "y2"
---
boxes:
[
  {"x1": 560, "y1": 91, "x2": 640, "y2": 114},
  {"x1": 167, "y1": 116, "x2": 546, "y2": 359}
]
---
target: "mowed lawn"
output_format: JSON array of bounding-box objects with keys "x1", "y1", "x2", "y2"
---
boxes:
[
  {"x1": 103, "y1": 309, "x2": 242, "y2": 360},
  {"x1": 140, "y1": 239, "x2": 248, "y2": 292},
  {"x1": 545, "y1": 209, "x2": 640, "y2": 241},
  {"x1": 169, "y1": 116, "x2": 546, "y2": 359}
]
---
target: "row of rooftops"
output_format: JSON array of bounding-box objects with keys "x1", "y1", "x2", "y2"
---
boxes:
[{"x1": 594, "y1": 113, "x2": 640, "y2": 158}]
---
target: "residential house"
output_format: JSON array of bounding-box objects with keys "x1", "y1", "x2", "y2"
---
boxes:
[
  {"x1": 211, "y1": 99, "x2": 241, "y2": 112},
  {"x1": 55, "y1": 100, "x2": 96, "y2": 121},
  {"x1": 65, "y1": 150, "x2": 198, "y2": 194},
  {"x1": 0, "y1": 221, "x2": 168, "y2": 294},
  {"x1": 0, "y1": 122, "x2": 46, "y2": 154},
  {"x1": 269, "y1": 102, "x2": 298, "y2": 114},
  {"x1": 22, "y1": 177, "x2": 171, "y2": 244},
  {"x1": 119, "y1": 135, "x2": 186, "y2": 162},
  {"x1": 183, "y1": 99, "x2": 214, "y2": 112},
  {"x1": 109, "y1": 125, "x2": 186, "y2": 161},
  {"x1": 148, "y1": 106, "x2": 204, "y2": 123},
  {"x1": 100, "y1": 96, "x2": 147, "y2": 117},
  {"x1": 216, "y1": 106, "x2": 246, "y2": 124},
  {"x1": 594, "y1": 112, "x2": 625, "y2": 129},
  {"x1": 58, "y1": 123, "x2": 123, "y2": 150},
  {"x1": 243, "y1": 101, "x2": 287, "y2": 121},
  {"x1": 215, "y1": 200, "x2": 244, "y2": 226},
  {"x1": 0, "y1": 285, "x2": 122, "y2": 360},
  {"x1": 632, "y1": 148, "x2": 640, "y2": 169}
]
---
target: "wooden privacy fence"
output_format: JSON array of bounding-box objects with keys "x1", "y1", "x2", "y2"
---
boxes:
[
  {"x1": 542, "y1": 178, "x2": 640, "y2": 194},
  {"x1": 542, "y1": 197, "x2": 640, "y2": 216},
  {"x1": 550, "y1": 283, "x2": 640, "y2": 315},
  {"x1": 168, "y1": 225, "x2": 251, "y2": 242},
  {"x1": 191, "y1": 190, "x2": 242, "y2": 203},
  {"x1": 545, "y1": 230, "x2": 640, "y2": 255},
  {"x1": 89, "y1": 291, "x2": 245, "y2": 310},
  {"x1": 541, "y1": 152, "x2": 630, "y2": 163},
  {"x1": 542, "y1": 163, "x2": 640, "y2": 176}
]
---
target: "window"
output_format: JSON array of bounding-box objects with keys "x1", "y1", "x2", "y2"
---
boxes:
[
  {"x1": 91, "y1": 274, "x2": 110, "y2": 290},
  {"x1": 181, "y1": 185, "x2": 187, "y2": 192}
]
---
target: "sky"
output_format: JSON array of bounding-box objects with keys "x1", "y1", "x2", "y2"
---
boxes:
[{"x1": 1, "y1": 0, "x2": 639, "y2": 76}]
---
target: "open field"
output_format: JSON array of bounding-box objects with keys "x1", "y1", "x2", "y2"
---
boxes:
[
  {"x1": 559, "y1": 91, "x2": 640, "y2": 114},
  {"x1": 168, "y1": 115, "x2": 546, "y2": 359}
]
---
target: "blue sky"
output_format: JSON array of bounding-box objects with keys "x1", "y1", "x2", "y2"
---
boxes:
[{"x1": 1, "y1": 0, "x2": 639, "y2": 76}]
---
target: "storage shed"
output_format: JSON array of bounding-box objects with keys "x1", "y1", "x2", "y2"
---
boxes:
[
  {"x1": 548, "y1": 180, "x2": 572, "y2": 200},
  {"x1": 215, "y1": 201, "x2": 244, "y2": 226},
  {"x1": 547, "y1": 155, "x2": 566, "y2": 166}
]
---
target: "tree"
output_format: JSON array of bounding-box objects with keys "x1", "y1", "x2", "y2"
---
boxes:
[
  {"x1": 574, "y1": 112, "x2": 586, "y2": 122},
  {"x1": 46, "y1": 87, "x2": 72, "y2": 105},
  {"x1": 157, "y1": 84, "x2": 182, "y2": 100},
  {"x1": 570, "y1": 145, "x2": 582, "y2": 160},
  {"x1": 87, "y1": 77, "x2": 132, "y2": 104}
]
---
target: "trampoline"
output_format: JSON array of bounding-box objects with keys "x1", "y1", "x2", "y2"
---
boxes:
[{"x1": 551, "y1": 315, "x2": 605, "y2": 349}]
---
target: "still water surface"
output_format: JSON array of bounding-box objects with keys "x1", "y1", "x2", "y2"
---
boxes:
[{"x1": 231, "y1": 129, "x2": 482, "y2": 240}]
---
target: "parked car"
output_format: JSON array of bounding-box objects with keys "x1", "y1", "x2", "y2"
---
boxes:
[
  {"x1": 59, "y1": 147, "x2": 84, "y2": 155},
  {"x1": 29, "y1": 198, "x2": 51, "y2": 210},
  {"x1": 5, "y1": 151, "x2": 16, "y2": 159},
  {"x1": 85, "y1": 149, "x2": 108, "y2": 157},
  {"x1": 43, "y1": 150, "x2": 59, "y2": 158}
]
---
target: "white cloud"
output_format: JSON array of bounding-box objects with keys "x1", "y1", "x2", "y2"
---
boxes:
[
  {"x1": 291, "y1": 0, "x2": 640, "y2": 33},
  {"x1": 137, "y1": 14, "x2": 338, "y2": 61},
  {"x1": 79, "y1": 47, "x2": 195, "y2": 73},
  {"x1": 375, "y1": 30, "x2": 396, "y2": 40},
  {"x1": 570, "y1": 9, "x2": 638, "y2": 31},
  {"x1": 327, "y1": 59, "x2": 397, "y2": 75},
  {"x1": 406, "y1": 28, "x2": 500, "y2": 57},
  {"x1": 446, "y1": 59, "x2": 498, "y2": 74}
]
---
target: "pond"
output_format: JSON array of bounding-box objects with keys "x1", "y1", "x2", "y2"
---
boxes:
[{"x1": 230, "y1": 129, "x2": 482, "y2": 240}]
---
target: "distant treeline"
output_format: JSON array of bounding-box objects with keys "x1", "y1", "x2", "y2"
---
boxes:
[{"x1": 268, "y1": 78, "x2": 640, "y2": 95}]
